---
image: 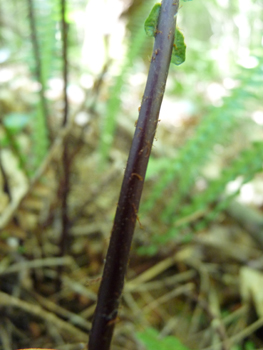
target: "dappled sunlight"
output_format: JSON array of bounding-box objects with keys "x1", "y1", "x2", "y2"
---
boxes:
[
  {"x1": 81, "y1": 0, "x2": 126, "y2": 74},
  {"x1": 0, "y1": 0, "x2": 263, "y2": 349}
]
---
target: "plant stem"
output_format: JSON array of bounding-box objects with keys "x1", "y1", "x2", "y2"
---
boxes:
[
  {"x1": 57, "y1": 0, "x2": 70, "y2": 290},
  {"x1": 88, "y1": 1, "x2": 179, "y2": 349},
  {"x1": 27, "y1": 0, "x2": 51, "y2": 140}
]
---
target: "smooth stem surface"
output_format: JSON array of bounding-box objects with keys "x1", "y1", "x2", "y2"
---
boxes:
[
  {"x1": 88, "y1": 1, "x2": 179, "y2": 349},
  {"x1": 57, "y1": 0, "x2": 70, "y2": 291}
]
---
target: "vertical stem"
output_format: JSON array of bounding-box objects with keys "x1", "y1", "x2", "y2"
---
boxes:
[
  {"x1": 57, "y1": 0, "x2": 70, "y2": 289},
  {"x1": 27, "y1": 0, "x2": 51, "y2": 140},
  {"x1": 88, "y1": 1, "x2": 179, "y2": 349}
]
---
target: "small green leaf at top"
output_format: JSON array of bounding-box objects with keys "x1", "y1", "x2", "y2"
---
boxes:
[
  {"x1": 171, "y1": 28, "x2": 186, "y2": 65},
  {"x1": 144, "y1": 3, "x2": 186, "y2": 65},
  {"x1": 144, "y1": 3, "x2": 161, "y2": 37}
]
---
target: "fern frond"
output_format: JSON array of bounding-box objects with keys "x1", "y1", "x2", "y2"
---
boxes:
[
  {"x1": 30, "y1": 103, "x2": 50, "y2": 170},
  {"x1": 143, "y1": 58, "x2": 263, "y2": 218},
  {"x1": 192, "y1": 141, "x2": 263, "y2": 230},
  {"x1": 140, "y1": 141, "x2": 263, "y2": 256},
  {"x1": 142, "y1": 113, "x2": 238, "y2": 216},
  {"x1": 138, "y1": 60, "x2": 263, "y2": 255},
  {"x1": 27, "y1": 0, "x2": 61, "y2": 171}
]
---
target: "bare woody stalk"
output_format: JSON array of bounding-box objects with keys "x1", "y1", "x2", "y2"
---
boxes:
[
  {"x1": 57, "y1": 0, "x2": 70, "y2": 289},
  {"x1": 88, "y1": 1, "x2": 179, "y2": 349}
]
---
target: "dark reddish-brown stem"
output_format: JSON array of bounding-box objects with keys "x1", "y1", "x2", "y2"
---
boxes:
[
  {"x1": 57, "y1": 0, "x2": 70, "y2": 290},
  {"x1": 88, "y1": 1, "x2": 179, "y2": 349}
]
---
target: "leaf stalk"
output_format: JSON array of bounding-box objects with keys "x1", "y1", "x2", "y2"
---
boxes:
[{"x1": 88, "y1": 1, "x2": 179, "y2": 349}]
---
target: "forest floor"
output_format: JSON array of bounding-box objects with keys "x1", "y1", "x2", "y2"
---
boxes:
[{"x1": 1, "y1": 110, "x2": 263, "y2": 350}]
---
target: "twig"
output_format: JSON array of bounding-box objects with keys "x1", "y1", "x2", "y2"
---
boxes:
[
  {"x1": 32, "y1": 292, "x2": 92, "y2": 331},
  {"x1": 0, "y1": 291, "x2": 89, "y2": 342},
  {"x1": 187, "y1": 293, "x2": 230, "y2": 350},
  {"x1": 143, "y1": 283, "x2": 195, "y2": 314},
  {"x1": 0, "y1": 324, "x2": 12, "y2": 350},
  {"x1": 126, "y1": 255, "x2": 180, "y2": 291},
  {"x1": 202, "y1": 314, "x2": 263, "y2": 350},
  {"x1": 57, "y1": 0, "x2": 71, "y2": 290},
  {"x1": 0, "y1": 120, "x2": 73, "y2": 230},
  {"x1": 0, "y1": 256, "x2": 75, "y2": 275}
]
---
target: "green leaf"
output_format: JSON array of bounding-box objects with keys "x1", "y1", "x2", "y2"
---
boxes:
[
  {"x1": 136, "y1": 328, "x2": 191, "y2": 350},
  {"x1": 144, "y1": 3, "x2": 161, "y2": 37},
  {"x1": 171, "y1": 28, "x2": 186, "y2": 65},
  {"x1": 144, "y1": 3, "x2": 187, "y2": 66}
]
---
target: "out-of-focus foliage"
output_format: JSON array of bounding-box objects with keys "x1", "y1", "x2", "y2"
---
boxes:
[
  {"x1": 0, "y1": 1, "x2": 263, "y2": 349},
  {"x1": 136, "y1": 327, "x2": 191, "y2": 350},
  {"x1": 99, "y1": 0, "x2": 156, "y2": 160},
  {"x1": 0, "y1": 0, "x2": 263, "y2": 251}
]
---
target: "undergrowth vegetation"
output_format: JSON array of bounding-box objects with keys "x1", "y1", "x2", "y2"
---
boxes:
[
  {"x1": 138, "y1": 61, "x2": 263, "y2": 254},
  {"x1": 0, "y1": 0, "x2": 263, "y2": 349}
]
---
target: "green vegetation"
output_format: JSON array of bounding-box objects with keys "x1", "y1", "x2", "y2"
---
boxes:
[
  {"x1": 137, "y1": 328, "x2": 191, "y2": 350},
  {"x1": 0, "y1": 0, "x2": 262, "y2": 349}
]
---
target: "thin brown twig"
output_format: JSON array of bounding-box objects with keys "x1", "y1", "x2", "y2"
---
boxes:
[
  {"x1": 202, "y1": 314, "x2": 263, "y2": 350},
  {"x1": 57, "y1": 0, "x2": 71, "y2": 290},
  {"x1": 0, "y1": 256, "x2": 75, "y2": 275},
  {"x1": 0, "y1": 120, "x2": 73, "y2": 230},
  {"x1": 187, "y1": 292, "x2": 230, "y2": 350},
  {"x1": 31, "y1": 291, "x2": 92, "y2": 331},
  {"x1": 0, "y1": 291, "x2": 89, "y2": 342}
]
